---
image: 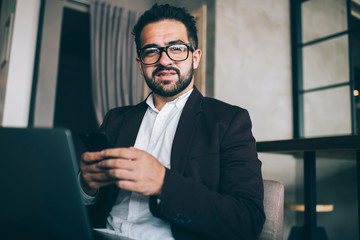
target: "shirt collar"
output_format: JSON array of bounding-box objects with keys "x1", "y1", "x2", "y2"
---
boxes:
[{"x1": 146, "y1": 88, "x2": 193, "y2": 113}]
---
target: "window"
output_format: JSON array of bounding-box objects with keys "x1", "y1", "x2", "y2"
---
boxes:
[{"x1": 291, "y1": 0, "x2": 360, "y2": 137}]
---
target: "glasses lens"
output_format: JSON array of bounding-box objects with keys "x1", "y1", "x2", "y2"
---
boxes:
[
  {"x1": 167, "y1": 44, "x2": 189, "y2": 61},
  {"x1": 140, "y1": 48, "x2": 160, "y2": 65}
]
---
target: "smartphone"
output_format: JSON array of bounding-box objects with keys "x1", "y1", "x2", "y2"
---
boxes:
[{"x1": 80, "y1": 131, "x2": 114, "y2": 152}]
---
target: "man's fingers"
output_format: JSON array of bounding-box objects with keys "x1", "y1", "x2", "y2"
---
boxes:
[
  {"x1": 82, "y1": 168, "x2": 134, "y2": 182},
  {"x1": 82, "y1": 151, "x2": 103, "y2": 163},
  {"x1": 82, "y1": 171, "x2": 115, "y2": 182},
  {"x1": 107, "y1": 169, "x2": 135, "y2": 180},
  {"x1": 101, "y1": 147, "x2": 140, "y2": 160},
  {"x1": 98, "y1": 158, "x2": 134, "y2": 170},
  {"x1": 81, "y1": 163, "x2": 104, "y2": 173},
  {"x1": 80, "y1": 171, "x2": 115, "y2": 195}
]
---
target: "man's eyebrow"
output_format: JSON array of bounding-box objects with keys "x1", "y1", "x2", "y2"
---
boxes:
[
  {"x1": 141, "y1": 43, "x2": 159, "y2": 49},
  {"x1": 168, "y1": 40, "x2": 185, "y2": 45},
  {"x1": 141, "y1": 40, "x2": 186, "y2": 49}
]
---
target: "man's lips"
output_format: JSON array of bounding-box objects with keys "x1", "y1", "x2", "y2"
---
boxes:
[
  {"x1": 155, "y1": 70, "x2": 177, "y2": 77},
  {"x1": 155, "y1": 71, "x2": 178, "y2": 81}
]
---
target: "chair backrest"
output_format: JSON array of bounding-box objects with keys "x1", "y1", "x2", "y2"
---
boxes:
[{"x1": 259, "y1": 180, "x2": 284, "y2": 240}]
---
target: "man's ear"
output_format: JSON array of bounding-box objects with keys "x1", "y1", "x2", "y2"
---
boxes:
[
  {"x1": 192, "y1": 49, "x2": 202, "y2": 70},
  {"x1": 136, "y1": 57, "x2": 144, "y2": 75}
]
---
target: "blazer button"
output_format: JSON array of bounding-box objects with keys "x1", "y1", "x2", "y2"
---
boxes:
[{"x1": 172, "y1": 212, "x2": 192, "y2": 224}]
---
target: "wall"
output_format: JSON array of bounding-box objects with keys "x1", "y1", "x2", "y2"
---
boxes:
[
  {"x1": 214, "y1": 0, "x2": 296, "y2": 237},
  {"x1": 104, "y1": 0, "x2": 152, "y2": 11},
  {"x1": 0, "y1": 0, "x2": 16, "y2": 124},
  {"x1": 33, "y1": 0, "x2": 64, "y2": 127},
  {"x1": 214, "y1": 0, "x2": 292, "y2": 141},
  {"x1": 1, "y1": 0, "x2": 41, "y2": 127}
]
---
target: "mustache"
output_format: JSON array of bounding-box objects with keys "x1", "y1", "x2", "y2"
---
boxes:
[{"x1": 152, "y1": 65, "x2": 180, "y2": 77}]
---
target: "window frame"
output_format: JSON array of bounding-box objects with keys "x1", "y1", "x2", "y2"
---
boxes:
[{"x1": 290, "y1": 0, "x2": 357, "y2": 138}]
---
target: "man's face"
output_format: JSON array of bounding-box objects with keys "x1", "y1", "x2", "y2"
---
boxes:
[{"x1": 136, "y1": 20, "x2": 201, "y2": 98}]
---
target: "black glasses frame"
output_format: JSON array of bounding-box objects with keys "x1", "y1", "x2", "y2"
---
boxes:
[{"x1": 137, "y1": 43, "x2": 194, "y2": 65}]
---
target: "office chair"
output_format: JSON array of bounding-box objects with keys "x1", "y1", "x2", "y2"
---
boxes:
[{"x1": 259, "y1": 180, "x2": 284, "y2": 240}]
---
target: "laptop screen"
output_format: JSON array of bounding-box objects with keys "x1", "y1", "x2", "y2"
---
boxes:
[{"x1": 0, "y1": 127, "x2": 93, "y2": 240}]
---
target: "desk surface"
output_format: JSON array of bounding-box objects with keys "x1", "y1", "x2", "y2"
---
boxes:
[{"x1": 256, "y1": 135, "x2": 360, "y2": 158}]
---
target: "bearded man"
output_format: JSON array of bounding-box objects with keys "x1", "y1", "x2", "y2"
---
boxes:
[{"x1": 80, "y1": 4, "x2": 265, "y2": 240}]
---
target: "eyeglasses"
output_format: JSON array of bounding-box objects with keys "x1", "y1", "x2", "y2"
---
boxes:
[{"x1": 138, "y1": 43, "x2": 194, "y2": 65}]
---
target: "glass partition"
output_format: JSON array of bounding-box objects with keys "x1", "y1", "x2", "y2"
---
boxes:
[
  {"x1": 303, "y1": 86, "x2": 352, "y2": 137},
  {"x1": 302, "y1": 0, "x2": 347, "y2": 43},
  {"x1": 303, "y1": 35, "x2": 349, "y2": 90}
]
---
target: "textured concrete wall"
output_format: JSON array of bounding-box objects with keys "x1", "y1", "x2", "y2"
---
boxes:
[
  {"x1": 214, "y1": 0, "x2": 292, "y2": 141},
  {"x1": 214, "y1": 0, "x2": 296, "y2": 237}
]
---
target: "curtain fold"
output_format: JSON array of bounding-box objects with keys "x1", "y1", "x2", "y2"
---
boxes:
[{"x1": 90, "y1": 0, "x2": 142, "y2": 125}]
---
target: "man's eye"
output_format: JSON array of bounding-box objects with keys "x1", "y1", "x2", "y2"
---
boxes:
[
  {"x1": 143, "y1": 48, "x2": 159, "y2": 56},
  {"x1": 169, "y1": 45, "x2": 186, "y2": 52}
]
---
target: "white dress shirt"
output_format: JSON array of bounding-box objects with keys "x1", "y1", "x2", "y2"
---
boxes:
[{"x1": 81, "y1": 89, "x2": 193, "y2": 240}]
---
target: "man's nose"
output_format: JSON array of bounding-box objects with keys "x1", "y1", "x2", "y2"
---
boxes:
[{"x1": 158, "y1": 51, "x2": 173, "y2": 66}]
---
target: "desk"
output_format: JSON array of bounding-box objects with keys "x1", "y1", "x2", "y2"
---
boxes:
[{"x1": 256, "y1": 135, "x2": 360, "y2": 240}]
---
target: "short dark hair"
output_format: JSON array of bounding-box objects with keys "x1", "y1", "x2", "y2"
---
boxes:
[{"x1": 132, "y1": 4, "x2": 198, "y2": 52}]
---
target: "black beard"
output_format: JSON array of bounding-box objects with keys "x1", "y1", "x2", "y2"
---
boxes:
[{"x1": 143, "y1": 64, "x2": 194, "y2": 97}]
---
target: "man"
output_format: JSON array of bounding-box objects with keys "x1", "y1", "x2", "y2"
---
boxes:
[{"x1": 80, "y1": 4, "x2": 265, "y2": 240}]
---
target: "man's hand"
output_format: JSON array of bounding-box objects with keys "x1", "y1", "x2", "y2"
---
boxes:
[
  {"x1": 80, "y1": 147, "x2": 166, "y2": 196},
  {"x1": 80, "y1": 151, "x2": 115, "y2": 196},
  {"x1": 98, "y1": 147, "x2": 166, "y2": 196}
]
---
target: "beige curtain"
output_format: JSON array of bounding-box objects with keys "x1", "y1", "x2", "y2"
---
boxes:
[{"x1": 90, "y1": 0, "x2": 143, "y2": 125}]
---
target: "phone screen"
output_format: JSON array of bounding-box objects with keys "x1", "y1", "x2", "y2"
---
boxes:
[{"x1": 80, "y1": 131, "x2": 114, "y2": 152}]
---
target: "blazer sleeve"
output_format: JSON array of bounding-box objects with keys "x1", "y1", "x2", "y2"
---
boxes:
[{"x1": 149, "y1": 108, "x2": 265, "y2": 240}]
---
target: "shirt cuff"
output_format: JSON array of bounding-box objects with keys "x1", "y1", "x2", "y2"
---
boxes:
[{"x1": 78, "y1": 172, "x2": 98, "y2": 205}]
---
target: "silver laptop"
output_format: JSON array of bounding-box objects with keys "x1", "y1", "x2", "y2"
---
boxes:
[{"x1": 0, "y1": 127, "x2": 132, "y2": 240}]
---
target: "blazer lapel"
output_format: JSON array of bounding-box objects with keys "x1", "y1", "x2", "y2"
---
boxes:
[
  {"x1": 114, "y1": 101, "x2": 148, "y2": 147},
  {"x1": 170, "y1": 88, "x2": 203, "y2": 174}
]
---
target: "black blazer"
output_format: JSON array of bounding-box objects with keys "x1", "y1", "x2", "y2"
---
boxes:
[{"x1": 87, "y1": 88, "x2": 265, "y2": 240}]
